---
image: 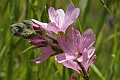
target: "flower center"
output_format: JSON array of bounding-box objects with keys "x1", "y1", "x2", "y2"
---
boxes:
[{"x1": 74, "y1": 52, "x2": 82, "y2": 58}]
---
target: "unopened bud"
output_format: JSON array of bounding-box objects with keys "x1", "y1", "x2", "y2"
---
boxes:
[
  {"x1": 10, "y1": 22, "x2": 38, "y2": 39},
  {"x1": 33, "y1": 24, "x2": 40, "y2": 30}
]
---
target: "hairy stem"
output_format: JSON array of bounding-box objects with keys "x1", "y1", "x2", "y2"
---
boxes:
[{"x1": 76, "y1": 60, "x2": 89, "y2": 80}]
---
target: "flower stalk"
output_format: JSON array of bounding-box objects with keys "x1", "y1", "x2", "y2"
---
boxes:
[{"x1": 75, "y1": 60, "x2": 89, "y2": 80}]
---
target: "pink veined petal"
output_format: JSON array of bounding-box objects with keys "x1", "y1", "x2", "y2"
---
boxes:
[
  {"x1": 47, "y1": 22, "x2": 60, "y2": 34},
  {"x1": 78, "y1": 37, "x2": 84, "y2": 52},
  {"x1": 77, "y1": 48, "x2": 96, "y2": 71},
  {"x1": 62, "y1": 60, "x2": 81, "y2": 73},
  {"x1": 41, "y1": 45, "x2": 55, "y2": 54},
  {"x1": 66, "y1": 4, "x2": 75, "y2": 13},
  {"x1": 88, "y1": 55, "x2": 97, "y2": 66},
  {"x1": 55, "y1": 53, "x2": 67, "y2": 63},
  {"x1": 31, "y1": 51, "x2": 53, "y2": 64},
  {"x1": 69, "y1": 27, "x2": 81, "y2": 47},
  {"x1": 31, "y1": 46, "x2": 55, "y2": 64},
  {"x1": 82, "y1": 55, "x2": 97, "y2": 71},
  {"x1": 57, "y1": 36, "x2": 74, "y2": 52},
  {"x1": 48, "y1": 7, "x2": 65, "y2": 28},
  {"x1": 55, "y1": 51, "x2": 76, "y2": 63},
  {"x1": 87, "y1": 48, "x2": 95, "y2": 58},
  {"x1": 57, "y1": 36, "x2": 68, "y2": 52},
  {"x1": 56, "y1": 9, "x2": 65, "y2": 28},
  {"x1": 71, "y1": 74, "x2": 77, "y2": 80},
  {"x1": 29, "y1": 38, "x2": 45, "y2": 47},
  {"x1": 61, "y1": 4, "x2": 80, "y2": 32},
  {"x1": 48, "y1": 7, "x2": 57, "y2": 22},
  {"x1": 77, "y1": 56, "x2": 83, "y2": 62},
  {"x1": 67, "y1": 50, "x2": 77, "y2": 56},
  {"x1": 31, "y1": 19, "x2": 48, "y2": 29},
  {"x1": 82, "y1": 29, "x2": 96, "y2": 50},
  {"x1": 82, "y1": 48, "x2": 89, "y2": 62}
]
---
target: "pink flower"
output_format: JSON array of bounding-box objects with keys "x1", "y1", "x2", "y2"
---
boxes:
[
  {"x1": 47, "y1": 4, "x2": 80, "y2": 34},
  {"x1": 71, "y1": 74, "x2": 77, "y2": 80},
  {"x1": 31, "y1": 4, "x2": 80, "y2": 34},
  {"x1": 55, "y1": 27, "x2": 96, "y2": 73},
  {"x1": 31, "y1": 45, "x2": 55, "y2": 64}
]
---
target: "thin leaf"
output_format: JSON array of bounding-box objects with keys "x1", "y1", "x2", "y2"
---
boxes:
[{"x1": 91, "y1": 64, "x2": 106, "y2": 80}]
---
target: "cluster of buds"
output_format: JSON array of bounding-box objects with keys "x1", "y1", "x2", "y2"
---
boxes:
[
  {"x1": 11, "y1": 4, "x2": 96, "y2": 80},
  {"x1": 11, "y1": 20, "x2": 57, "y2": 47}
]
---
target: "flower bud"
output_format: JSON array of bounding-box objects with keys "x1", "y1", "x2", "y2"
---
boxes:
[{"x1": 10, "y1": 23, "x2": 38, "y2": 39}]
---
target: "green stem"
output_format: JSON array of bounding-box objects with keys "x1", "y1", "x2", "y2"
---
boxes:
[{"x1": 100, "y1": 0, "x2": 119, "y2": 25}]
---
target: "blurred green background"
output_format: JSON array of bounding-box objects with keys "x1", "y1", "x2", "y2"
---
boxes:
[{"x1": 0, "y1": 0, "x2": 120, "y2": 80}]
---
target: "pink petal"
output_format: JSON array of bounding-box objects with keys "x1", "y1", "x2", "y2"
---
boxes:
[
  {"x1": 48, "y1": 7, "x2": 56, "y2": 22},
  {"x1": 55, "y1": 53, "x2": 67, "y2": 63},
  {"x1": 62, "y1": 60, "x2": 81, "y2": 73},
  {"x1": 87, "y1": 48, "x2": 95, "y2": 58},
  {"x1": 31, "y1": 19, "x2": 54, "y2": 37},
  {"x1": 82, "y1": 29, "x2": 96, "y2": 50},
  {"x1": 55, "y1": 51, "x2": 76, "y2": 63},
  {"x1": 88, "y1": 55, "x2": 97, "y2": 66},
  {"x1": 31, "y1": 51, "x2": 52, "y2": 64},
  {"x1": 57, "y1": 36, "x2": 74, "y2": 52},
  {"x1": 47, "y1": 22, "x2": 60, "y2": 34},
  {"x1": 82, "y1": 49, "x2": 89, "y2": 62},
  {"x1": 71, "y1": 74, "x2": 77, "y2": 80},
  {"x1": 31, "y1": 19, "x2": 47, "y2": 29},
  {"x1": 31, "y1": 46, "x2": 55, "y2": 64},
  {"x1": 62, "y1": 4, "x2": 80, "y2": 32},
  {"x1": 29, "y1": 38, "x2": 45, "y2": 47},
  {"x1": 32, "y1": 24, "x2": 40, "y2": 30},
  {"x1": 82, "y1": 55, "x2": 97, "y2": 71},
  {"x1": 41, "y1": 45, "x2": 55, "y2": 54},
  {"x1": 56, "y1": 9, "x2": 65, "y2": 27},
  {"x1": 77, "y1": 55, "x2": 83, "y2": 62},
  {"x1": 48, "y1": 7, "x2": 65, "y2": 27},
  {"x1": 78, "y1": 37, "x2": 84, "y2": 52},
  {"x1": 69, "y1": 27, "x2": 81, "y2": 46}
]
